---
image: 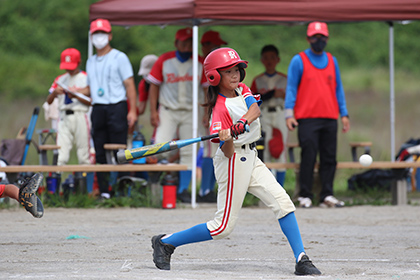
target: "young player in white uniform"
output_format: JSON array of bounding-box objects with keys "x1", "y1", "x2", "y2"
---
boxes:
[
  {"x1": 151, "y1": 48, "x2": 321, "y2": 276},
  {"x1": 47, "y1": 48, "x2": 91, "y2": 166},
  {"x1": 251, "y1": 45, "x2": 288, "y2": 185},
  {"x1": 148, "y1": 27, "x2": 208, "y2": 203}
]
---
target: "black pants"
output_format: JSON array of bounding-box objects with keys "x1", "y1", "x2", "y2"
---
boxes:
[
  {"x1": 298, "y1": 118, "x2": 337, "y2": 202},
  {"x1": 91, "y1": 102, "x2": 128, "y2": 194}
]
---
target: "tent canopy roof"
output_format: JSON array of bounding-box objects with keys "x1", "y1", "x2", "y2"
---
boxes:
[{"x1": 90, "y1": 0, "x2": 420, "y2": 27}]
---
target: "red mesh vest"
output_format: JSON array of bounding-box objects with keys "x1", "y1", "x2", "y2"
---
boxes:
[{"x1": 294, "y1": 52, "x2": 338, "y2": 120}]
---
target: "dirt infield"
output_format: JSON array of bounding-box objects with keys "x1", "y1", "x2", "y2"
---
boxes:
[{"x1": 1, "y1": 203, "x2": 420, "y2": 279}]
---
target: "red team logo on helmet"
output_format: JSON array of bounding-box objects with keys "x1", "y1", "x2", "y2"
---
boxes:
[{"x1": 204, "y1": 47, "x2": 248, "y2": 86}]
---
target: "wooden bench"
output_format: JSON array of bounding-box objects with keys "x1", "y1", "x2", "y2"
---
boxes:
[
  {"x1": 349, "y1": 142, "x2": 372, "y2": 162},
  {"x1": 0, "y1": 163, "x2": 187, "y2": 207},
  {"x1": 266, "y1": 140, "x2": 417, "y2": 205},
  {"x1": 265, "y1": 161, "x2": 420, "y2": 205},
  {"x1": 104, "y1": 143, "x2": 127, "y2": 165},
  {"x1": 0, "y1": 163, "x2": 188, "y2": 173},
  {"x1": 38, "y1": 144, "x2": 61, "y2": 165}
]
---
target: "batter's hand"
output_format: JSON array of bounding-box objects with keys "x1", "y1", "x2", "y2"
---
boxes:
[
  {"x1": 230, "y1": 118, "x2": 248, "y2": 139},
  {"x1": 286, "y1": 117, "x2": 298, "y2": 131},
  {"x1": 219, "y1": 129, "x2": 232, "y2": 142}
]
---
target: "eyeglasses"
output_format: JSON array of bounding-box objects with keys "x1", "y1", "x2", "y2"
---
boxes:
[{"x1": 308, "y1": 35, "x2": 328, "y2": 42}]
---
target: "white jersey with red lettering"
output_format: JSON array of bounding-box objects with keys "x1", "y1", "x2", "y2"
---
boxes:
[
  {"x1": 147, "y1": 51, "x2": 208, "y2": 168},
  {"x1": 206, "y1": 83, "x2": 295, "y2": 240},
  {"x1": 148, "y1": 51, "x2": 208, "y2": 111}
]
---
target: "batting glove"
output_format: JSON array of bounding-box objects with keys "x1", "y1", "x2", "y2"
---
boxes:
[{"x1": 230, "y1": 118, "x2": 248, "y2": 139}]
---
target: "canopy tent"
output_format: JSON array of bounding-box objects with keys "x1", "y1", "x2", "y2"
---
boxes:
[
  {"x1": 90, "y1": 0, "x2": 420, "y2": 26},
  {"x1": 90, "y1": 0, "x2": 420, "y2": 207}
]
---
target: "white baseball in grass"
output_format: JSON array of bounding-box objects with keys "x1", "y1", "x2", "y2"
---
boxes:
[{"x1": 359, "y1": 154, "x2": 373, "y2": 166}]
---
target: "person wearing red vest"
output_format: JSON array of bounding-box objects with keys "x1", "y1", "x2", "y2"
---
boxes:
[{"x1": 285, "y1": 22, "x2": 350, "y2": 208}]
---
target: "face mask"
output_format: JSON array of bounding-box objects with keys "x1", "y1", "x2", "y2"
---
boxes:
[
  {"x1": 177, "y1": 51, "x2": 192, "y2": 61},
  {"x1": 92, "y1": 33, "x2": 109, "y2": 50},
  {"x1": 310, "y1": 37, "x2": 327, "y2": 53}
]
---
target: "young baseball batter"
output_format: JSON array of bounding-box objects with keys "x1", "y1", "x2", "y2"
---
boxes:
[
  {"x1": 151, "y1": 48, "x2": 321, "y2": 276},
  {"x1": 0, "y1": 173, "x2": 44, "y2": 218}
]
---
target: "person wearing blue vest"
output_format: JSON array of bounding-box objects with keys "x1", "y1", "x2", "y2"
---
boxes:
[{"x1": 285, "y1": 22, "x2": 350, "y2": 208}]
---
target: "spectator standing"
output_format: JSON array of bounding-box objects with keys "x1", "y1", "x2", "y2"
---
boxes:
[
  {"x1": 251, "y1": 45, "x2": 288, "y2": 186},
  {"x1": 148, "y1": 27, "x2": 208, "y2": 203},
  {"x1": 198, "y1": 30, "x2": 228, "y2": 203},
  {"x1": 47, "y1": 48, "x2": 91, "y2": 166},
  {"x1": 285, "y1": 22, "x2": 350, "y2": 208},
  {"x1": 78, "y1": 19, "x2": 137, "y2": 199}
]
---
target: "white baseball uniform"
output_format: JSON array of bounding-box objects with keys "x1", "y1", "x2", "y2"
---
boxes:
[
  {"x1": 251, "y1": 72, "x2": 288, "y2": 170},
  {"x1": 148, "y1": 51, "x2": 208, "y2": 168},
  {"x1": 206, "y1": 83, "x2": 295, "y2": 240},
  {"x1": 49, "y1": 71, "x2": 91, "y2": 165}
]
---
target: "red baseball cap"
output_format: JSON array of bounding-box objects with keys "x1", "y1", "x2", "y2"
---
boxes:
[
  {"x1": 175, "y1": 27, "x2": 193, "y2": 41},
  {"x1": 60, "y1": 48, "x2": 81, "y2": 70},
  {"x1": 201, "y1": 31, "x2": 227, "y2": 46},
  {"x1": 90, "y1": 18, "x2": 112, "y2": 34},
  {"x1": 307, "y1": 21, "x2": 329, "y2": 37}
]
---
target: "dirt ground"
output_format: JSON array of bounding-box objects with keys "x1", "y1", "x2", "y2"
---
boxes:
[{"x1": 1, "y1": 203, "x2": 420, "y2": 280}]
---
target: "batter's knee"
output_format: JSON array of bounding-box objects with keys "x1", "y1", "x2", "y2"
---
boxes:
[{"x1": 207, "y1": 218, "x2": 237, "y2": 240}]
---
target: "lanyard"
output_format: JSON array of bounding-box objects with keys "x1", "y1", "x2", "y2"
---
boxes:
[{"x1": 94, "y1": 52, "x2": 110, "y2": 97}]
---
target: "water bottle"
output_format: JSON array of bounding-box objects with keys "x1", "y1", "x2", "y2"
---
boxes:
[
  {"x1": 161, "y1": 173, "x2": 177, "y2": 209},
  {"x1": 132, "y1": 131, "x2": 146, "y2": 164}
]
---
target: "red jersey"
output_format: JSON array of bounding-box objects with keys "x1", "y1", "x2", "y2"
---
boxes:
[{"x1": 294, "y1": 52, "x2": 338, "y2": 120}]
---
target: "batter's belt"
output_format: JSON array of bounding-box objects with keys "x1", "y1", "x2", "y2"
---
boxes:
[{"x1": 240, "y1": 142, "x2": 257, "y2": 150}]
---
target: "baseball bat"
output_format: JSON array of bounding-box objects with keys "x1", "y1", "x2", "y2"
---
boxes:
[
  {"x1": 117, "y1": 133, "x2": 219, "y2": 164},
  {"x1": 117, "y1": 124, "x2": 250, "y2": 164}
]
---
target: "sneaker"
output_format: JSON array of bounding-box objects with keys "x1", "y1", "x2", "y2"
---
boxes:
[
  {"x1": 298, "y1": 197, "x2": 312, "y2": 208},
  {"x1": 151, "y1": 234, "x2": 176, "y2": 270},
  {"x1": 19, "y1": 173, "x2": 44, "y2": 218},
  {"x1": 294, "y1": 255, "x2": 321, "y2": 275},
  {"x1": 177, "y1": 190, "x2": 191, "y2": 203},
  {"x1": 198, "y1": 190, "x2": 217, "y2": 203},
  {"x1": 320, "y1": 195, "x2": 345, "y2": 208}
]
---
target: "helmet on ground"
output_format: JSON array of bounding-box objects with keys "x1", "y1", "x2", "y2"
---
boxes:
[{"x1": 204, "y1": 47, "x2": 248, "y2": 86}]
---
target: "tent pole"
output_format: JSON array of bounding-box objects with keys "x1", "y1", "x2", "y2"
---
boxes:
[
  {"x1": 388, "y1": 22, "x2": 395, "y2": 162},
  {"x1": 191, "y1": 25, "x2": 199, "y2": 208},
  {"x1": 88, "y1": 31, "x2": 93, "y2": 58}
]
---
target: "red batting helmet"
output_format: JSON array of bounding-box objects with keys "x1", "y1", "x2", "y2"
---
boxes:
[{"x1": 204, "y1": 47, "x2": 248, "y2": 86}]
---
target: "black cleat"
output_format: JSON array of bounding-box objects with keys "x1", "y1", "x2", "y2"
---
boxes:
[
  {"x1": 294, "y1": 255, "x2": 321, "y2": 276},
  {"x1": 151, "y1": 234, "x2": 175, "y2": 270},
  {"x1": 177, "y1": 190, "x2": 191, "y2": 203},
  {"x1": 19, "y1": 173, "x2": 44, "y2": 218},
  {"x1": 197, "y1": 190, "x2": 217, "y2": 203}
]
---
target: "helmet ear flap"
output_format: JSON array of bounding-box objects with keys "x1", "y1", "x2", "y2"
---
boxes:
[
  {"x1": 239, "y1": 68, "x2": 246, "y2": 82},
  {"x1": 206, "y1": 69, "x2": 221, "y2": 86}
]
